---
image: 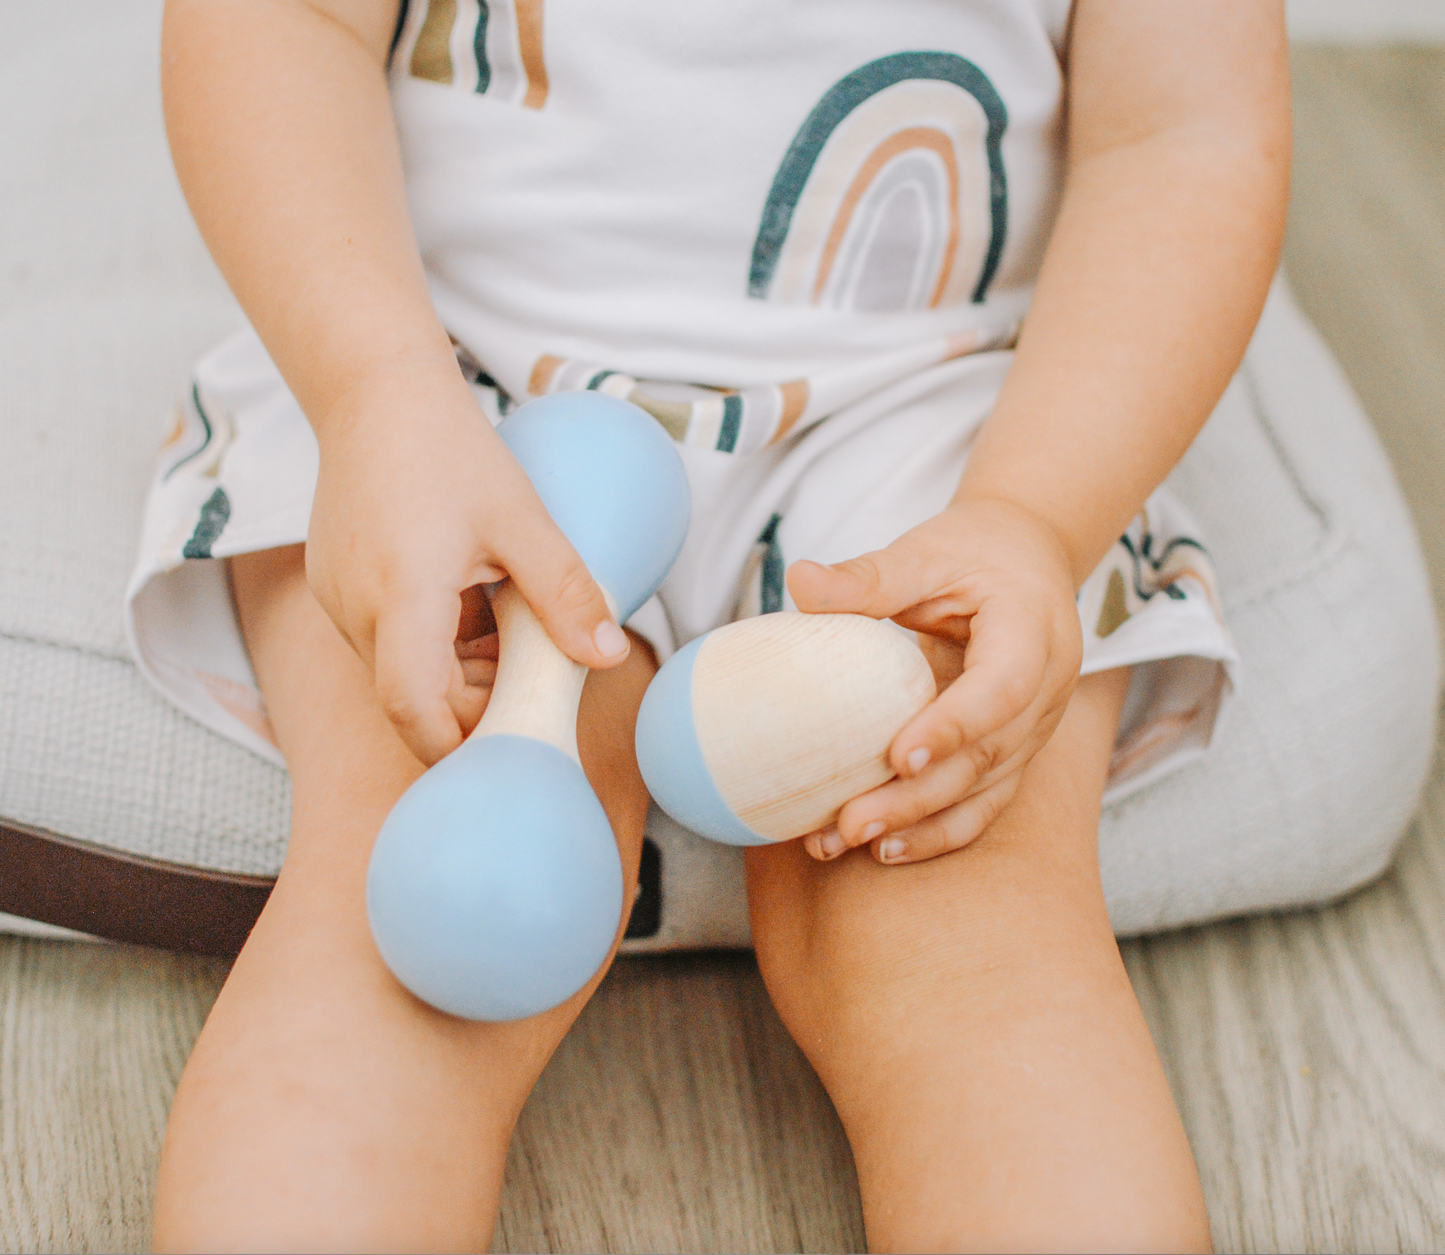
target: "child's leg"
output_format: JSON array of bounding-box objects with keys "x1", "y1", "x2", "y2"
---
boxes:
[
  {"x1": 747, "y1": 668, "x2": 1211, "y2": 1254},
  {"x1": 152, "y1": 545, "x2": 655, "y2": 1253}
]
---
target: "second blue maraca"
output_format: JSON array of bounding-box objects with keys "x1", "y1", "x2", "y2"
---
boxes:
[{"x1": 366, "y1": 391, "x2": 690, "y2": 1021}]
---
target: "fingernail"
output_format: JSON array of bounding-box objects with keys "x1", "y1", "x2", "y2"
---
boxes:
[
  {"x1": 594, "y1": 620, "x2": 629, "y2": 659},
  {"x1": 818, "y1": 828, "x2": 845, "y2": 858},
  {"x1": 861, "y1": 820, "x2": 885, "y2": 843},
  {"x1": 906, "y1": 747, "x2": 931, "y2": 775},
  {"x1": 879, "y1": 837, "x2": 907, "y2": 862}
]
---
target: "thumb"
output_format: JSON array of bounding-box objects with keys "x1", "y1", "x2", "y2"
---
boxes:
[
  {"x1": 787, "y1": 539, "x2": 934, "y2": 620},
  {"x1": 499, "y1": 510, "x2": 631, "y2": 669}
]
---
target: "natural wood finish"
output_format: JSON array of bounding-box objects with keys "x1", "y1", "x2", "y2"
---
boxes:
[
  {"x1": 0, "y1": 941, "x2": 227, "y2": 1254},
  {"x1": 1124, "y1": 756, "x2": 1445, "y2": 1252},
  {"x1": 476, "y1": 580, "x2": 588, "y2": 761},
  {"x1": 497, "y1": 953, "x2": 865, "y2": 1254},
  {"x1": 694, "y1": 613, "x2": 935, "y2": 841},
  {"x1": 1, "y1": 45, "x2": 1443, "y2": 1255}
]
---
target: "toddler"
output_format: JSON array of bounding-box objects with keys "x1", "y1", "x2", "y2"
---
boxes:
[{"x1": 129, "y1": 0, "x2": 1289, "y2": 1248}]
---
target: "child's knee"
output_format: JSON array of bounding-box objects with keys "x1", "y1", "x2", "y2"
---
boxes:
[
  {"x1": 747, "y1": 803, "x2": 1117, "y2": 1045},
  {"x1": 748, "y1": 839, "x2": 987, "y2": 1023}
]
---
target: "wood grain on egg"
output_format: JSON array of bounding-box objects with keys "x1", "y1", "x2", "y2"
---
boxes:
[{"x1": 692, "y1": 614, "x2": 936, "y2": 842}]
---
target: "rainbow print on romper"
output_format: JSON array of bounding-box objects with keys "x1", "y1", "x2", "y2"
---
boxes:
[
  {"x1": 395, "y1": 0, "x2": 548, "y2": 108},
  {"x1": 749, "y1": 52, "x2": 1008, "y2": 312}
]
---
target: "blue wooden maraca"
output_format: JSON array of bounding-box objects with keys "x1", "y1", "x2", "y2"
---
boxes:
[
  {"x1": 366, "y1": 392, "x2": 690, "y2": 1021},
  {"x1": 636, "y1": 612, "x2": 936, "y2": 845}
]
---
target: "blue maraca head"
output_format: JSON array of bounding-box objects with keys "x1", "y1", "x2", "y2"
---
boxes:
[
  {"x1": 367, "y1": 736, "x2": 623, "y2": 1021},
  {"x1": 497, "y1": 392, "x2": 690, "y2": 621}
]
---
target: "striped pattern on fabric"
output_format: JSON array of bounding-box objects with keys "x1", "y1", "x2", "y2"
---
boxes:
[
  {"x1": 522, "y1": 323, "x2": 1017, "y2": 456},
  {"x1": 400, "y1": 0, "x2": 548, "y2": 108}
]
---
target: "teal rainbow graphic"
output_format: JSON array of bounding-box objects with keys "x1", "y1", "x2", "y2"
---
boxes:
[{"x1": 748, "y1": 52, "x2": 1008, "y2": 311}]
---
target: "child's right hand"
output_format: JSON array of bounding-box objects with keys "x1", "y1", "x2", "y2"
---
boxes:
[
  {"x1": 161, "y1": 3, "x2": 627, "y2": 767},
  {"x1": 304, "y1": 372, "x2": 630, "y2": 765}
]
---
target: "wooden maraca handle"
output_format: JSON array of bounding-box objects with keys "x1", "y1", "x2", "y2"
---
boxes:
[{"x1": 471, "y1": 580, "x2": 590, "y2": 762}]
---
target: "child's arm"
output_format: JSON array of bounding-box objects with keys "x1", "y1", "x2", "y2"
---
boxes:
[
  {"x1": 163, "y1": 0, "x2": 630, "y2": 765},
  {"x1": 792, "y1": 0, "x2": 1290, "y2": 863}
]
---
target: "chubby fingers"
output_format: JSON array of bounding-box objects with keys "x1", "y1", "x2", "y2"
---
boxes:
[
  {"x1": 800, "y1": 609, "x2": 1078, "y2": 864},
  {"x1": 787, "y1": 536, "x2": 943, "y2": 619},
  {"x1": 886, "y1": 594, "x2": 1056, "y2": 779},
  {"x1": 453, "y1": 633, "x2": 499, "y2": 737},
  {"x1": 801, "y1": 705, "x2": 1041, "y2": 858},
  {"x1": 800, "y1": 774, "x2": 1023, "y2": 864},
  {"x1": 372, "y1": 586, "x2": 471, "y2": 765},
  {"x1": 874, "y1": 775, "x2": 1022, "y2": 864},
  {"x1": 498, "y1": 500, "x2": 630, "y2": 671},
  {"x1": 801, "y1": 766, "x2": 1025, "y2": 866}
]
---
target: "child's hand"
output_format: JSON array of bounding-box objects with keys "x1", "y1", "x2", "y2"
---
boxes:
[
  {"x1": 787, "y1": 497, "x2": 1084, "y2": 865},
  {"x1": 162, "y1": 1, "x2": 630, "y2": 768},
  {"x1": 305, "y1": 375, "x2": 630, "y2": 766}
]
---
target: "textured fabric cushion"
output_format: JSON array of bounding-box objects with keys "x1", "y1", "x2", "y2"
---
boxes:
[
  {"x1": 0, "y1": 0, "x2": 1436, "y2": 948},
  {"x1": 1101, "y1": 296, "x2": 1439, "y2": 932},
  {"x1": 0, "y1": 4, "x2": 287, "y2": 878}
]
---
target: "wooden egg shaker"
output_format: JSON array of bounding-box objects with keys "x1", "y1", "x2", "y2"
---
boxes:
[{"x1": 636, "y1": 612, "x2": 937, "y2": 845}]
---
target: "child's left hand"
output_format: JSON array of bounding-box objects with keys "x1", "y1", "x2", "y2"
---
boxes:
[{"x1": 787, "y1": 496, "x2": 1085, "y2": 865}]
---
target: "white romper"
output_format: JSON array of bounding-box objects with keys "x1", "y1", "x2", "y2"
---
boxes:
[{"x1": 126, "y1": 0, "x2": 1237, "y2": 808}]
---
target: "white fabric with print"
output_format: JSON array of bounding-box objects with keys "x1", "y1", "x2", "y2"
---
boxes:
[{"x1": 128, "y1": 0, "x2": 1231, "y2": 836}]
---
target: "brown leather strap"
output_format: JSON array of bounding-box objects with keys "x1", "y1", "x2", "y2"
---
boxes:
[
  {"x1": 0, "y1": 816, "x2": 274, "y2": 959},
  {"x1": 0, "y1": 817, "x2": 664, "y2": 959}
]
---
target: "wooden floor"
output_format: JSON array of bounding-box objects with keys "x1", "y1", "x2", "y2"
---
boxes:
[{"x1": 2, "y1": 47, "x2": 1444, "y2": 1254}]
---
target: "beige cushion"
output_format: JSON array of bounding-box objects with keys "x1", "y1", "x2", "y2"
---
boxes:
[{"x1": 0, "y1": 1, "x2": 1436, "y2": 947}]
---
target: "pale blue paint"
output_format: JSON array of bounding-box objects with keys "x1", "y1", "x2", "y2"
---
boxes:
[
  {"x1": 635, "y1": 634, "x2": 770, "y2": 847},
  {"x1": 497, "y1": 391, "x2": 691, "y2": 620},
  {"x1": 367, "y1": 736, "x2": 623, "y2": 1022}
]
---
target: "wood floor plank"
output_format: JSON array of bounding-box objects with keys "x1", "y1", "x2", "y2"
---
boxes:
[
  {"x1": 495, "y1": 953, "x2": 864, "y2": 1254},
  {"x1": 1124, "y1": 734, "x2": 1445, "y2": 1253},
  {"x1": 0, "y1": 940, "x2": 225, "y2": 1254}
]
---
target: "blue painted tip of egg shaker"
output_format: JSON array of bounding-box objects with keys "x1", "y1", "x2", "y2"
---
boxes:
[
  {"x1": 366, "y1": 735, "x2": 624, "y2": 1022},
  {"x1": 634, "y1": 634, "x2": 770, "y2": 847}
]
